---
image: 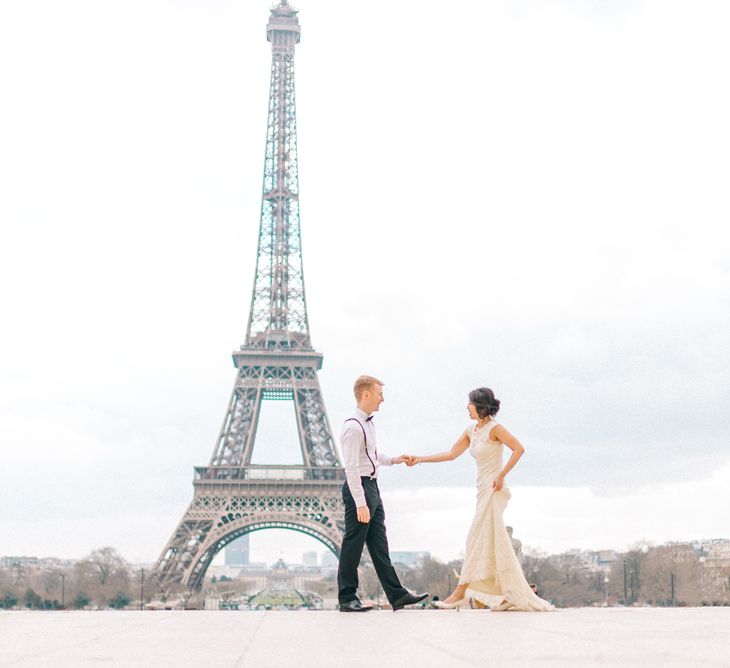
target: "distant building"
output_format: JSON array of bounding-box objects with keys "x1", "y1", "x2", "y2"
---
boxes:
[
  {"x1": 302, "y1": 551, "x2": 318, "y2": 567},
  {"x1": 225, "y1": 535, "x2": 250, "y2": 566},
  {"x1": 547, "y1": 549, "x2": 617, "y2": 573},
  {"x1": 227, "y1": 558, "x2": 331, "y2": 597},
  {"x1": 207, "y1": 565, "x2": 246, "y2": 580},
  {"x1": 390, "y1": 551, "x2": 430, "y2": 568},
  {"x1": 694, "y1": 539, "x2": 730, "y2": 602},
  {"x1": 321, "y1": 551, "x2": 338, "y2": 567},
  {"x1": 0, "y1": 556, "x2": 76, "y2": 570}
]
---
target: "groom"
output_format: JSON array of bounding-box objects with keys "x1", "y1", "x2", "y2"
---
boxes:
[{"x1": 337, "y1": 375, "x2": 429, "y2": 612}]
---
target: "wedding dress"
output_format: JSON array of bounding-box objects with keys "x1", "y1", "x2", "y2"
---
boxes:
[{"x1": 458, "y1": 419, "x2": 554, "y2": 611}]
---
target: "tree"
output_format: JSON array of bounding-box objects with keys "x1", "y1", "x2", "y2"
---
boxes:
[
  {"x1": 308, "y1": 572, "x2": 337, "y2": 598},
  {"x1": 623, "y1": 549, "x2": 647, "y2": 605},
  {"x1": 86, "y1": 547, "x2": 128, "y2": 587},
  {"x1": 78, "y1": 547, "x2": 131, "y2": 607},
  {"x1": 397, "y1": 556, "x2": 466, "y2": 601},
  {"x1": 0, "y1": 592, "x2": 18, "y2": 609},
  {"x1": 73, "y1": 592, "x2": 91, "y2": 609},
  {"x1": 24, "y1": 588, "x2": 43, "y2": 609},
  {"x1": 108, "y1": 592, "x2": 130, "y2": 609},
  {"x1": 522, "y1": 556, "x2": 565, "y2": 606},
  {"x1": 358, "y1": 561, "x2": 383, "y2": 601}
]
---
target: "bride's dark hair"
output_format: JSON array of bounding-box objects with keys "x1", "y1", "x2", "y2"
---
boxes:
[{"x1": 468, "y1": 387, "x2": 500, "y2": 418}]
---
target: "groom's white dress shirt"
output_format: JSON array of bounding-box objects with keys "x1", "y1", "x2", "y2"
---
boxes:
[{"x1": 341, "y1": 407, "x2": 393, "y2": 507}]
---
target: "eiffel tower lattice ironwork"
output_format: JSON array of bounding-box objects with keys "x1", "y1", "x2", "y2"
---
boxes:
[{"x1": 153, "y1": 1, "x2": 345, "y2": 591}]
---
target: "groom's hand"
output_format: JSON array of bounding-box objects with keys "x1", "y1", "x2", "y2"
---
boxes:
[
  {"x1": 356, "y1": 505, "x2": 371, "y2": 523},
  {"x1": 391, "y1": 456, "x2": 406, "y2": 465}
]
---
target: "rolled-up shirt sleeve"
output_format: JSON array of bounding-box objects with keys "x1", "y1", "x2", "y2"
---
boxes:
[{"x1": 341, "y1": 423, "x2": 367, "y2": 507}]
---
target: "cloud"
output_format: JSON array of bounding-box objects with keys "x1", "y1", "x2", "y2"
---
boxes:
[
  {"x1": 1, "y1": 0, "x2": 729, "y2": 562},
  {"x1": 4, "y1": 463, "x2": 728, "y2": 564},
  {"x1": 382, "y1": 460, "x2": 730, "y2": 559}
]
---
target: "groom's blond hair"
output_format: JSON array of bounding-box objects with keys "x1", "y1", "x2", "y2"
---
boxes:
[{"x1": 353, "y1": 375, "x2": 384, "y2": 400}]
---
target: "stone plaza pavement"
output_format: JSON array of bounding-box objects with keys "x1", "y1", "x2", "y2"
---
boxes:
[{"x1": 1, "y1": 607, "x2": 728, "y2": 667}]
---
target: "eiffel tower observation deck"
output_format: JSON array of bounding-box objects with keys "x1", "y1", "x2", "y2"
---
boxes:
[{"x1": 153, "y1": 1, "x2": 345, "y2": 592}]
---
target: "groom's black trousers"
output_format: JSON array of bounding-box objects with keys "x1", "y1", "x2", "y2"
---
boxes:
[{"x1": 337, "y1": 476, "x2": 408, "y2": 605}]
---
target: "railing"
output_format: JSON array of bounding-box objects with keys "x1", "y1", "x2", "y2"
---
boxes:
[{"x1": 194, "y1": 466, "x2": 346, "y2": 482}]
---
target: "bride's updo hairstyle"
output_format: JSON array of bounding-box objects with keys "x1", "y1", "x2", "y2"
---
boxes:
[{"x1": 469, "y1": 387, "x2": 500, "y2": 418}]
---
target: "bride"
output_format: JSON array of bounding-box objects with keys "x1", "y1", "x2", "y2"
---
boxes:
[{"x1": 405, "y1": 387, "x2": 554, "y2": 611}]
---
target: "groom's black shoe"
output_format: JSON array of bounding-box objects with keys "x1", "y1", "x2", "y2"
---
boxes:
[
  {"x1": 339, "y1": 600, "x2": 373, "y2": 613},
  {"x1": 391, "y1": 592, "x2": 430, "y2": 611}
]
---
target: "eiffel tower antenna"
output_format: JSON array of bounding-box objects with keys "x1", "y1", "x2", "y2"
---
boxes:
[{"x1": 153, "y1": 2, "x2": 345, "y2": 592}]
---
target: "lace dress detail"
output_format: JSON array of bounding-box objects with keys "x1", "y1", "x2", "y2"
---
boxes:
[{"x1": 458, "y1": 420, "x2": 554, "y2": 611}]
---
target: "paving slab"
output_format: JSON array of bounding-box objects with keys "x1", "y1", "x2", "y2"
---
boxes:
[{"x1": 0, "y1": 608, "x2": 728, "y2": 667}]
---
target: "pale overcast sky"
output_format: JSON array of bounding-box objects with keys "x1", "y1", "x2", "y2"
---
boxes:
[{"x1": 1, "y1": 0, "x2": 729, "y2": 565}]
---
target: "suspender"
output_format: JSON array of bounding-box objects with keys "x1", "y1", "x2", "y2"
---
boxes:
[{"x1": 344, "y1": 418, "x2": 377, "y2": 477}]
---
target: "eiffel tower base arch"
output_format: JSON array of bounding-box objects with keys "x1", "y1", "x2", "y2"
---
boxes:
[{"x1": 153, "y1": 468, "x2": 346, "y2": 592}]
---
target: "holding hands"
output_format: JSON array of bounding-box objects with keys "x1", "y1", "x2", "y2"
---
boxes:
[{"x1": 393, "y1": 455, "x2": 421, "y2": 467}]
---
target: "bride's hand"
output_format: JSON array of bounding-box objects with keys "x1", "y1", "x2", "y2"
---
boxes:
[
  {"x1": 402, "y1": 455, "x2": 418, "y2": 467},
  {"x1": 492, "y1": 475, "x2": 505, "y2": 491}
]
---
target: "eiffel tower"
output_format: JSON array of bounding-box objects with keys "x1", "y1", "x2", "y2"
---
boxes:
[{"x1": 153, "y1": 1, "x2": 345, "y2": 591}]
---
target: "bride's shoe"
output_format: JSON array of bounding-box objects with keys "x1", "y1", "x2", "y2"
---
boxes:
[{"x1": 432, "y1": 597, "x2": 470, "y2": 610}]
